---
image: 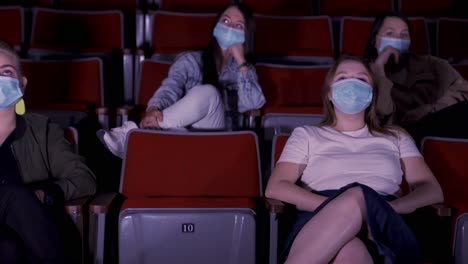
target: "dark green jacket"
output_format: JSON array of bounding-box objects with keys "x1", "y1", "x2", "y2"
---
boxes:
[{"x1": 12, "y1": 113, "x2": 96, "y2": 200}]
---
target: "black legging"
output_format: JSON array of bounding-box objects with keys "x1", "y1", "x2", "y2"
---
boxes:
[{"x1": 0, "y1": 184, "x2": 66, "y2": 263}]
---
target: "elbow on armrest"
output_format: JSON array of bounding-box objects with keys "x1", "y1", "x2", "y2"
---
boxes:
[
  {"x1": 265, "y1": 181, "x2": 282, "y2": 201},
  {"x1": 265, "y1": 184, "x2": 275, "y2": 200},
  {"x1": 65, "y1": 196, "x2": 92, "y2": 215},
  {"x1": 434, "y1": 182, "x2": 444, "y2": 205},
  {"x1": 265, "y1": 198, "x2": 286, "y2": 214},
  {"x1": 429, "y1": 203, "x2": 453, "y2": 217}
]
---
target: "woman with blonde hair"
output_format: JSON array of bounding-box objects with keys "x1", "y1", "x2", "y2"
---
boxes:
[{"x1": 266, "y1": 56, "x2": 443, "y2": 263}]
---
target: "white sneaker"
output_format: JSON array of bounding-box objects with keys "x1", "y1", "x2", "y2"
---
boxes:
[{"x1": 97, "y1": 121, "x2": 138, "y2": 158}]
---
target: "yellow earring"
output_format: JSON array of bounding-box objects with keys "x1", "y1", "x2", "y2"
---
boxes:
[{"x1": 15, "y1": 99, "x2": 25, "y2": 115}]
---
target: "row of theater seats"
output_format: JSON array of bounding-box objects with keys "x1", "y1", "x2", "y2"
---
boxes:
[
  {"x1": 3, "y1": 5, "x2": 467, "y2": 130},
  {"x1": 2, "y1": 0, "x2": 467, "y2": 17},
  {"x1": 3, "y1": 5, "x2": 467, "y2": 62},
  {"x1": 3, "y1": 1, "x2": 466, "y2": 263},
  {"x1": 19, "y1": 55, "x2": 468, "y2": 130},
  {"x1": 60, "y1": 129, "x2": 467, "y2": 263}
]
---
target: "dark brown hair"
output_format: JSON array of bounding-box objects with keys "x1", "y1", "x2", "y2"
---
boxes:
[
  {"x1": 201, "y1": 3, "x2": 256, "y2": 90},
  {"x1": 363, "y1": 12, "x2": 412, "y2": 63}
]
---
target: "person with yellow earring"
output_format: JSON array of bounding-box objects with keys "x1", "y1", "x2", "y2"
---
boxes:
[
  {"x1": 0, "y1": 40, "x2": 96, "y2": 263},
  {"x1": 15, "y1": 98, "x2": 25, "y2": 115}
]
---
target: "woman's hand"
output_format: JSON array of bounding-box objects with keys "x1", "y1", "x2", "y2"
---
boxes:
[
  {"x1": 229, "y1": 43, "x2": 248, "y2": 70},
  {"x1": 372, "y1": 46, "x2": 400, "y2": 77},
  {"x1": 35, "y1": 190, "x2": 45, "y2": 203},
  {"x1": 140, "y1": 107, "x2": 163, "y2": 129},
  {"x1": 388, "y1": 199, "x2": 415, "y2": 214},
  {"x1": 392, "y1": 157, "x2": 444, "y2": 215}
]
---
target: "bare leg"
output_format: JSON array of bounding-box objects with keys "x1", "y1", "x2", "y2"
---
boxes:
[
  {"x1": 331, "y1": 237, "x2": 373, "y2": 264},
  {"x1": 286, "y1": 187, "x2": 368, "y2": 264}
]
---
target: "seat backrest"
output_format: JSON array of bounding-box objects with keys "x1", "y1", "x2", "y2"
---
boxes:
[
  {"x1": 0, "y1": 6, "x2": 24, "y2": 52},
  {"x1": 21, "y1": 57, "x2": 104, "y2": 107},
  {"x1": 254, "y1": 15, "x2": 334, "y2": 64},
  {"x1": 262, "y1": 113, "x2": 324, "y2": 142},
  {"x1": 242, "y1": 0, "x2": 313, "y2": 16},
  {"x1": 3, "y1": 0, "x2": 54, "y2": 6},
  {"x1": 58, "y1": 0, "x2": 139, "y2": 12},
  {"x1": 256, "y1": 63, "x2": 329, "y2": 112},
  {"x1": 399, "y1": 0, "x2": 455, "y2": 17},
  {"x1": 271, "y1": 134, "x2": 290, "y2": 170},
  {"x1": 64, "y1": 126, "x2": 79, "y2": 154},
  {"x1": 421, "y1": 137, "x2": 468, "y2": 207},
  {"x1": 453, "y1": 63, "x2": 468, "y2": 81},
  {"x1": 437, "y1": 18, "x2": 468, "y2": 63},
  {"x1": 148, "y1": 11, "x2": 216, "y2": 57},
  {"x1": 340, "y1": 16, "x2": 430, "y2": 57},
  {"x1": 340, "y1": 17, "x2": 373, "y2": 57},
  {"x1": 120, "y1": 130, "x2": 262, "y2": 198},
  {"x1": 30, "y1": 8, "x2": 124, "y2": 54},
  {"x1": 136, "y1": 59, "x2": 171, "y2": 106},
  {"x1": 319, "y1": 0, "x2": 393, "y2": 16},
  {"x1": 408, "y1": 17, "x2": 431, "y2": 55},
  {"x1": 158, "y1": 0, "x2": 230, "y2": 13}
]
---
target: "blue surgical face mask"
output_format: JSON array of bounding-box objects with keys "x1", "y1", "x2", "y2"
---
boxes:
[
  {"x1": 331, "y1": 78, "x2": 373, "y2": 114},
  {"x1": 378, "y1": 36, "x2": 411, "y2": 54},
  {"x1": 213, "y1": 22, "x2": 245, "y2": 49},
  {"x1": 0, "y1": 76, "x2": 23, "y2": 109}
]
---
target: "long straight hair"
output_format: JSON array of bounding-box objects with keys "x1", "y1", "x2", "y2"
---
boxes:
[
  {"x1": 319, "y1": 55, "x2": 397, "y2": 137},
  {"x1": 362, "y1": 12, "x2": 412, "y2": 64},
  {"x1": 201, "y1": 3, "x2": 256, "y2": 91}
]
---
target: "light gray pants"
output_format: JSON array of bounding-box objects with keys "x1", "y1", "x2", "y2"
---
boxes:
[{"x1": 159, "y1": 84, "x2": 225, "y2": 130}]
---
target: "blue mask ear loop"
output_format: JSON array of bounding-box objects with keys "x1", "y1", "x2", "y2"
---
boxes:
[{"x1": 15, "y1": 98, "x2": 25, "y2": 115}]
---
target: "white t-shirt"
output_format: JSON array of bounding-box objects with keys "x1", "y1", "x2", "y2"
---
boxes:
[{"x1": 278, "y1": 125, "x2": 422, "y2": 196}]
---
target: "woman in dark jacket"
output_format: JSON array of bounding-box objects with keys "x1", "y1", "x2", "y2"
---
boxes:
[{"x1": 0, "y1": 40, "x2": 96, "y2": 263}]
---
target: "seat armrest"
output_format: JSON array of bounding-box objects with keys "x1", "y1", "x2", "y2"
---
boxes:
[
  {"x1": 267, "y1": 197, "x2": 286, "y2": 264},
  {"x1": 243, "y1": 109, "x2": 262, "y2": 129},
  {"x1": 134, "y1": 49, "x2": 145, "y2": 93},
  {"x1": 265, "y1": 198, "x2": 286, "y2": 214},
  {"x1": 123, "y1": 49, "x2": 134, "y2": 104},
  {"x1": 430, "y1": 203, "x2": 454, "y2": 217},
  {"x1": 65, "y1": 196, "x2": 92, "y2": 262},
  {"x1": 116, "y1": 105, "x2": 136, "y2": 127},
  {"x1": 89, "y1": 192, "x2": 120, "y2": 214},
  {"x1": 65, "y1": 196, "x2": 92, "y2": 215},
  {"x1": 117, "y1": 105, "x2": 135, "y2": 116},
  {"x1": 96, "y1": 107, "x2": 109, "y2": 116},
  {"x1": 136, "y1": 12, "x2": 145, "y2": 49},
  {"x1": 89, "y1": 193, "x2": 121, "y2": 263},
  {"x1": 245, "y1": 109, "x2": 261, "y2": 117},
  {"x1": 96, "y1": 107, "x2": 109, "y2": 130}
]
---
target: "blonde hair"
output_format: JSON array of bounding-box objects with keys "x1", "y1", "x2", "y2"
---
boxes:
[
  {"x1": 0, "y1": 40, "x2": 22, "y2": 80},
  {"x1": 319, "y1": 55, "x2": 397, "y2": 137}
]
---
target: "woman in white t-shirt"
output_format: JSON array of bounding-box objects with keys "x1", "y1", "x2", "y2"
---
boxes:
[{"x1": 265, "y1": 56, "x2": 443, "y2": 264}]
